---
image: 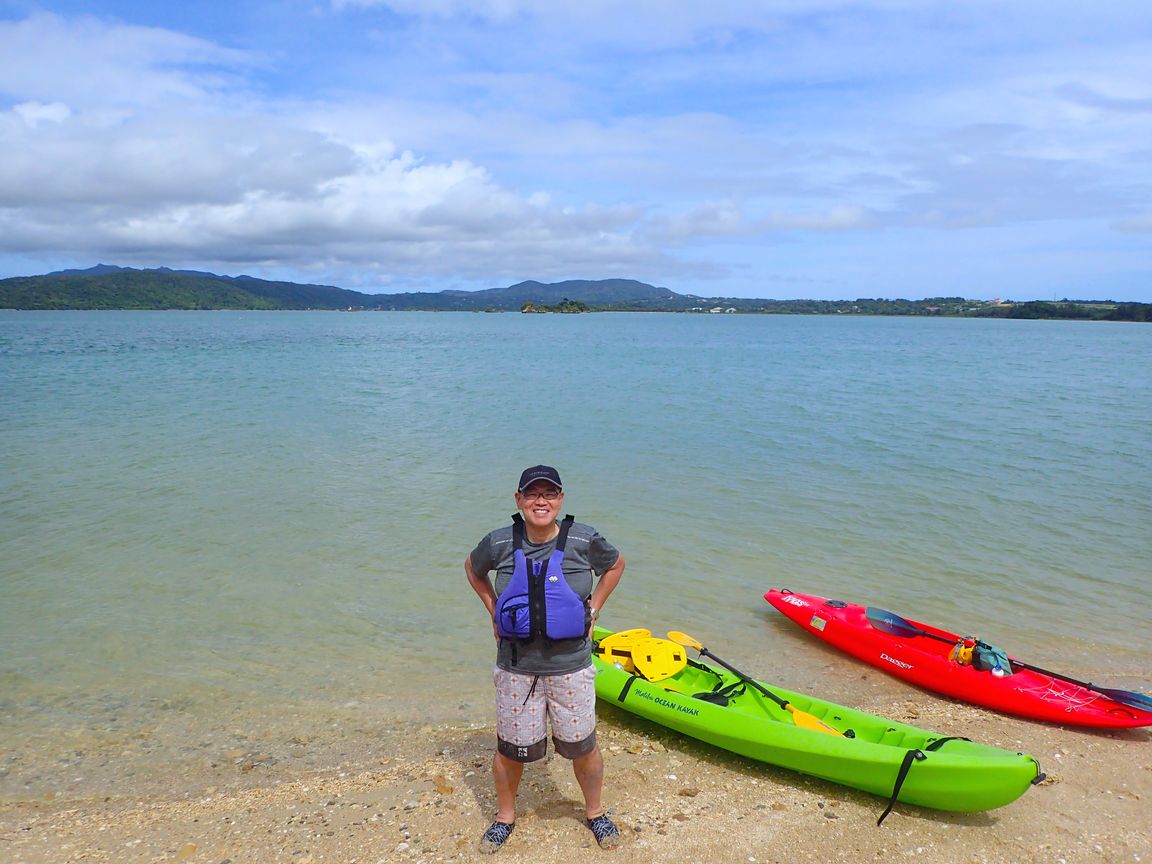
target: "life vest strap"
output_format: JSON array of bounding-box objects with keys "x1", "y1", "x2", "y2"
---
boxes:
[{"x1": 511, "y1": 512, "x2": 574, "y2": 552}]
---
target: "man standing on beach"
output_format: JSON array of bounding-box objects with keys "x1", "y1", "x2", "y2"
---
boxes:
[{"x1": 465, "y1": 465, "x2": 626, "y2": 853}]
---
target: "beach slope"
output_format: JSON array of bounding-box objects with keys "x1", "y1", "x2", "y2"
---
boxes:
[{"x1": 2, "y1": 695, "x2": 1148, "y2": 864}]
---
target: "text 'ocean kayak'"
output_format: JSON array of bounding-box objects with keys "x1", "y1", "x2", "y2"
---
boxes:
[
  {"x1": 764, "y1": 589, "x2": 1152, "y2": 729},
  {"x1": 592, "y1": 626, "x2": 1043, "y2": 821}
]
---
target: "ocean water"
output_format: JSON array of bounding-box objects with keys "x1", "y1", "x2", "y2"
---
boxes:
[{"x1": 2, "y1": 311, "x2": 1149, "y2": 800}]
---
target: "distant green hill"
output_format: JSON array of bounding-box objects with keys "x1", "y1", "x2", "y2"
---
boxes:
[
  {"x1": 483, "y1": 279, "x2": 683, "y2": 305},
  {"x1": 361, "y1": 277, "x2": 693, "y2": 311},
  {"x1": 0, "y1": 266, "x2": 371, "y2": 311}
]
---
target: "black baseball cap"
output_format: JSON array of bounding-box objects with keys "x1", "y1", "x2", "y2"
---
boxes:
[{"x1": 518, "y1": 465, "x2": 563, "y2": 492}]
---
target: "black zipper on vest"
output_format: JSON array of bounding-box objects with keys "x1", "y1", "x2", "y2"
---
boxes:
[{"x1": 528, "y1": 558, "x2": 547, "y2": 642}]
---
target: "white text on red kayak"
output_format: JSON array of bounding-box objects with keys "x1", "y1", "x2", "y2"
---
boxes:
[{"x1": 880, "y1": 653, "x2": 915, "y2": 670}]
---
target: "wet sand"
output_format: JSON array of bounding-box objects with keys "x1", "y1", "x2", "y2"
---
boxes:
[{"x1": 3, "y1": 692, "x2": 1149, "y2": 864}]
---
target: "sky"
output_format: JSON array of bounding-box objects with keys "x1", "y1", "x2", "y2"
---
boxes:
[{"x1": 1, "y1": 1, "x2": 1150, "y2": 300}]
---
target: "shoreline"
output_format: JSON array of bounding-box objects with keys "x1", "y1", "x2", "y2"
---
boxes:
[
  {"x1": 5, "y1": 636, "x2": 1148, "y2": 810},
  {"x1": 4, "y1": 694, "x2": 1149, "y2": 864}
]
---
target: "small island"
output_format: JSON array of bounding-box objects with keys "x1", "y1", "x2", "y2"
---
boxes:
[{"x1": 521, "y1": 298, "x2": 591, "y2": 313}]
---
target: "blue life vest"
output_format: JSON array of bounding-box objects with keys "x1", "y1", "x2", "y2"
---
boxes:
[{"x1": 495, "y1": 514, "x2": 588, "y2": 642}]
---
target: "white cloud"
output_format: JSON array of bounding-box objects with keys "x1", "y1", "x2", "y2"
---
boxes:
[
  {"x1": 0, "y1": 13, "x2": 255, "y2": 110},
  {"x1": 1056, "y1": 84, "x2": 1152, "y2": 115},
  {"x1": 13, "y1": 101, "x2": 71, "y2": 127},
  {"x1": 1114, "y1": 213, "x2": 1152, "y2": 234}
]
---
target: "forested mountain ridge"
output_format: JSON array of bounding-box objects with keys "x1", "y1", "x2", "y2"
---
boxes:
[
  {"x1": 0, "y1": 265, "x2": 1147, "y2": 320},
  {"x1": 0, "y1": 266, "x2": 370, "y2": 310}
]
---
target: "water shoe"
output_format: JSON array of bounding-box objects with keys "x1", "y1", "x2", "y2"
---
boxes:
[
  {"x1": 478, "y1": 820, "x2": 515, "y2": 854},
  {"x1": 586, "y1": 813, "x2": 620, "y2": 849}
]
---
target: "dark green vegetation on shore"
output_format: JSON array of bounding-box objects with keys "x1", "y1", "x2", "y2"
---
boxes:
[
  {"x1": 1, "y1": 265, "x2": 1148, "y2": 320},
  {"x1": 521, "y1": 298, "x2": 592, "y2": 313}
]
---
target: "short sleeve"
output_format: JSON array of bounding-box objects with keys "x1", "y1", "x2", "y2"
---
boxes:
[
  {"x1": 469, "y1": 532, "x2": 495, "y2": 576},
  {"x1": 586, "y1": 531, "x2": 619, "y2": 576}
]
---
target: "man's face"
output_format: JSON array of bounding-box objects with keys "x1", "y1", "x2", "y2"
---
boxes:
[{"x1": 515, "y1": 480, "x2": 563, "y2": 531}]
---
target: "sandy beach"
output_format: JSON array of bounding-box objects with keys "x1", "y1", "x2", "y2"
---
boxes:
[{"x1": 3, "y1": 690, "x2": 1148, "y2": 864}]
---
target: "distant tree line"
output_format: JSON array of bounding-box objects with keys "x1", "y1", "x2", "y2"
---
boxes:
[
  {"x1": 968, "y1": 301, "x2": 1152, "y2": 322},
  {"x1": 595, "y1": 296, "x2": 988, "y2": 314},
  {"x1": 2, "y1": 268, "x2": 1148, "y2": 320},
  {"x1": 601, "y1": 296, "x2": 1152, "y2": 320}
]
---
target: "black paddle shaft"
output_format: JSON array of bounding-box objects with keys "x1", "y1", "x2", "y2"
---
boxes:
[
  {"x1": 698, "y1": 647, "x2": 790, "y2": 711},
  {"x1": 865, "y1": 607, "x2": 1152, "y2": 712}
]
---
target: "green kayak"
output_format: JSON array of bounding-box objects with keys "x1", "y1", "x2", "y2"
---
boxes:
[{"x1": 592, "y1": 626, "x2": 1044, "y2": 820}]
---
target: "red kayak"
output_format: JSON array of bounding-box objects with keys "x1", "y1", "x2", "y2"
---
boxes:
[{"x1": 764, "y1": 589, "x2": 1152, "y2": 729}]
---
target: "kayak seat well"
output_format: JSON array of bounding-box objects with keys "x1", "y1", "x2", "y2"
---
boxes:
[
  {"x1": 872, "y1": 726, "x2": 929, "y2": 748},
  {"x1": 756, "y1": 692, "x2": 851, "y2": 731}
]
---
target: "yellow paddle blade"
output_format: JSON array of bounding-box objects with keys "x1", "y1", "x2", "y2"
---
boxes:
[
  {"x1": 786, "y1": 705, "x2": 845, "y2": 736},
  {"x1": 667, "y1": 630, "x2": 703, "y2": 651},
  {"x1": 597, "y1": 628, "x2": 653, "y2": 673},
  {"x1": 630, "y1": 637, "x2": 688, "y2": 682}
]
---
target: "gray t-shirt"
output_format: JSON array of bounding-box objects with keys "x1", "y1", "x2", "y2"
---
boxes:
[{"x1": 470, "y1": 518, "x2": 619, "y2": 675}]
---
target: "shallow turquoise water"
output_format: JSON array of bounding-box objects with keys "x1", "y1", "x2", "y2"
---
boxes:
[{"x1": 2, "y1": 311, "x2": 1149, "y2": 798}]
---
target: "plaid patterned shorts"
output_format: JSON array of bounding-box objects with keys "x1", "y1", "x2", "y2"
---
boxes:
[{"x1": 493, "y1": 665, "x2": 598, "y2": 762}]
